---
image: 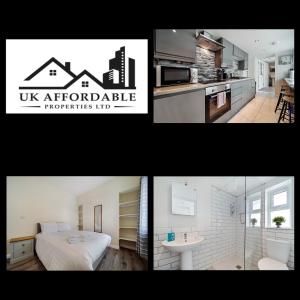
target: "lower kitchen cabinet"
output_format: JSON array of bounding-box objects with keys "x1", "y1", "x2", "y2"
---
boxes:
[
  {"x1": 214, "y1": 79, "x2": 256, "y2": 123},
  {"x1": 154, "y1": 79, "x2": 256, "y2": 123},
  {"x1": 154, "y1": 89, "x2": 205, "y2": 123}
]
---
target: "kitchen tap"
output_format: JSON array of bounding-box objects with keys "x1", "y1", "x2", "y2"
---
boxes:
[{"x1": 184, "y1": 232, "x2": 188, "y2": 242}]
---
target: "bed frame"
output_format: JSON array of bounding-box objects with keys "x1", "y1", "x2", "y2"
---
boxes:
[
  {"x1": 36, "y1": 222, "x2": 108, "y2": 271},
  {"x1": 36, "y1": 223, "x2": 41, "y2": 234}
]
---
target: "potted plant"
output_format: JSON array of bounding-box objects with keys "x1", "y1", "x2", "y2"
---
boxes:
[
  {"x1": 250, "y1": 218, "x2": 257, "y2": 227},
  {"x1": 272, "y1": 216, "x2": 286, "y2": 228}
]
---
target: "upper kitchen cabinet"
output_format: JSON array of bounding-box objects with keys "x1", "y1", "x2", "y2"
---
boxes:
[
  {"x1": 233, "y1": 45, "x2": 245, "y2": 60},
  {"x1": 238, "y1": 53, "x2": 248, "y2": 70},
  {"x1": 217, "y1": 37, "x2": 233, "y2": 67},
  {"x1": 233, "y1": 45, "x2": 248, "y2": 70},
  {"x1": 154, "y1": 29, "x2": 196, "y2": 63}
]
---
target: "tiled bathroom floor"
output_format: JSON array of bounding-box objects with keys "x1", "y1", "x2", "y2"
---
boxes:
[{"x1": 212, "y1": 256, "x2": 244, "y2": 270}]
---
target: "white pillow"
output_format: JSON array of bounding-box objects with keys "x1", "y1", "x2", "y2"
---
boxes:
[
  {"x1": 57, "y1": 223, "x2": 71, "y2": 232},
  {"x1": 41, "y1": 222, "x2": 58, "y2": 233}
]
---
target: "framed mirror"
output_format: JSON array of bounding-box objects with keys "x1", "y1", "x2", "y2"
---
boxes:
[
  {"x1": 94, "y1": 205, "x2": 102, "y2": 233},
  {"x1": 171, "y1": 183, "x2": 197, "y2": 216}
]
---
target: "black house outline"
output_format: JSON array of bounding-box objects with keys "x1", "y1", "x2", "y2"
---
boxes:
[
  {"x1": 19, "y1": 47, "x2": 136, "y2": 90},
  {"x1": 64, "y1": 70, "x2": 104, "y2": 89},
  {"x1": 24, "y1": 57, "x2": 76, "y2": 81}
]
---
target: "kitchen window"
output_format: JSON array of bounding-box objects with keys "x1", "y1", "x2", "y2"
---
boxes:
[
  {"x1": 247, "y1": 192, "x2": 261, "y2": 227},
  {"x1": 49, "y1": 70, "x2": 57, "y2": 76},
  {"x1": 265, "y1": 179, "x2": 293, "y2": 228}
]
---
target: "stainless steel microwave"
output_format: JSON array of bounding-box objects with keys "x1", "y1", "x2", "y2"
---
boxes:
[{"x1": 155, "y1": 65, "x2": 191, "y2": 87}]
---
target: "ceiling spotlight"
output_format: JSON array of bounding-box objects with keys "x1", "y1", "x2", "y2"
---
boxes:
[{"x1": 172, "y1": 29, "x2": 176, "y2": 33}]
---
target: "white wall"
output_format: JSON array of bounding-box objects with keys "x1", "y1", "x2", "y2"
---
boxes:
[
  {"x1": 154, "y1": 181, "x2": 238, "y2": 270},
  {"x1": 275, "y1": 50, "x2": 294, "y2": 85},
  {"x1": 248, "y1": 54, "x2": 255, "y2": 79},
  {"x1": 7, "y1": 176, "x2": 77, "y2": 240},
  {"x1": 154, "y1": 177, "x2": 215, "y2": 230},
  {"x1": 77, "y1": 176, "x2": 140, "y2": 249}
]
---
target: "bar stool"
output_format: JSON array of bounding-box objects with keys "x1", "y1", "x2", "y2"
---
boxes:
[
  {"x1": 275, "y1": 84, "x2": 289, "y2": 113},
  {"x1": 277, "y1": 92, "x2": 294, "y2": 123}
]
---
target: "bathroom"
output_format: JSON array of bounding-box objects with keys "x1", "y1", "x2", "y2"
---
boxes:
[{"x1": 154, "y1": 176, "x2": 294, "y2": 270}]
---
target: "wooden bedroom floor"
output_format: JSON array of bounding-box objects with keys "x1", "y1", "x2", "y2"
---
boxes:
[
  {"x1": 97, "y1": 247, "x2": 147, "y2": 271},
  {"x1": 6, "y1": 256, "x2": 46, "y2": 271},
  {"x1": 7, "y1": 248, "x2": 147, "y2": 271}
]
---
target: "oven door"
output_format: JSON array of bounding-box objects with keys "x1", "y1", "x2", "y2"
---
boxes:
[
  {"x1": 205, "y1": 89, "x2": 231, "y2": 123},
  {"x1": 160, "y1": 66, "x2": 191, "y2": 86}
]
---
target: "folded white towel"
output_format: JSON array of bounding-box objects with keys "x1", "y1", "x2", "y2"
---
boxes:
[
  {"x1": 67, "y1": 235, "x2": 94, "y2": 244},
  {"x1": 217, "y1": 91, "x2": 226, "y2": 108}
]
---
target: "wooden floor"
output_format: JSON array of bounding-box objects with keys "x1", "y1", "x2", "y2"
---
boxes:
[
  {"x1": 97, "y1": 247, "x2": 147, "y2": 271},
  {"x1": 6, "y1": 256, "x2": 46, "y2": 271},
  {"x1": 228, "y1": 92, "x2": 291, "y2": 123},
  {"x1": 7, "y1": 247, "x2": 147, "y2": 271}
]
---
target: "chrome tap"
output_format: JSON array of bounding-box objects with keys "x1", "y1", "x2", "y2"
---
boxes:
[{"x1": 184, "y1": 232, "x2": 188, "y2": 242}]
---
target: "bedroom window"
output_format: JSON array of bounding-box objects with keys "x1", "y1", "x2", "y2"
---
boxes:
[
  {"x1": 49, "y1": 70, "x2": 57, "y2": 76},
  {"x1": 82, "y1": 81, "x2": 89, "y2": 87}
]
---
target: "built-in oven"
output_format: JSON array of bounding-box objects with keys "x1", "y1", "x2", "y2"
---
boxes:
[
  {"x1": 155, "y1": 65, "x2": 191, "y2": 87},
  {"x1": 205, "y1": 84, "x2": 231, "y2": 123}
]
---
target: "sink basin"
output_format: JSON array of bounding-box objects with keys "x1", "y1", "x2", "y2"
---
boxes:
[
  {"x1": 162, "y1": 237, "x2": 204, "y2": 270},
  {"x1": 161, "y1": 238, "x2": 204, "y2": 252}
]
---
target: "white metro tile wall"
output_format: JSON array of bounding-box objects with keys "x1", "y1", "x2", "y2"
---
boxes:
[{"x1": 154, "y1": 186, "x2": 238, "y2": 270}]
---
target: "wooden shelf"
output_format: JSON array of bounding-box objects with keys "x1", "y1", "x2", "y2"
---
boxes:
[
  {"x1": 119, "y1": 239, "x2": 137, "y2": 251},
  {"x1": 119, "y1": 214, "x2": 137, "y2": 217},
  {"x1": 119, "y1": 186, "x2": 139, "y2": 251},
  {"x1": 120, "y1": 226, "x2": 137, "y2": 229},
  {"x1": 119, "y1": 200, "x2": 138, "y2": 207},
  {"x1": 120, "y1": 244, "x2": 136, "y2": 251},
  {"x1": 119, "y1": 236, "x2": 137, "y2": 242}
]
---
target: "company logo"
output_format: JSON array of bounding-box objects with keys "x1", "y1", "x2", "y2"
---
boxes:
[
  {"x1": 19, "y1": 46, "x2": 136, "y2": 90},
  {"x1": 6, "y1": 40, "x2": 147, "y2": 114}
]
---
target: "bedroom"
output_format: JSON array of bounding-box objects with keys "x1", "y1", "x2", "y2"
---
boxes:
[{"x1": 6, "y1": 176, "x2": 148, "y2": 271}]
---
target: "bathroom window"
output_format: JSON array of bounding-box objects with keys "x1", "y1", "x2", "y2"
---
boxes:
[
  {"x1": 265, "y1": 179, "x2": 293, "y2": 228},
  {"x1": 247, "y1": 192, "x2": 261, "y2": 227}
]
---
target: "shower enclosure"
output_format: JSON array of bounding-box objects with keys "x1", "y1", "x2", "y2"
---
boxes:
[
  {"x1": 211, "y1": 176, "x2": 294, "y2": 270},
  {"x1": 153, "y1": 176, "x2": 294, "y2": 271}
]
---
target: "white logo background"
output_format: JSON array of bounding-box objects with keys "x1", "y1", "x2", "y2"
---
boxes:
[{"x1": 6, "y1": 39, "x2": 148, "y2": 114}]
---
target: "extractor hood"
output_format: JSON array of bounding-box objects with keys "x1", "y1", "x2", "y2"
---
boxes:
[{"x1": 196, "y1": 31, "x2": 224, "y2": 52}]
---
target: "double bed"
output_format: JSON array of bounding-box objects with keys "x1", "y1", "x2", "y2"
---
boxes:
[{"x1": 35, "y1": 223, "x2": 111, "y2": 270}]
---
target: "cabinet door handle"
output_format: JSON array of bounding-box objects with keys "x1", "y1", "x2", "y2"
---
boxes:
[
  {"x1": 22, "y1": 251, "x2": 25, "y2": 254},
  {"x1": 22, "y1": 244, "x2": 25, "y2": 246}
]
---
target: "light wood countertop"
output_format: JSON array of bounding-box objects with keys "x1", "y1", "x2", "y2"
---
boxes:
[
  {"x1": 284, "y1": 78, "x2": 294, "y2": 89},
  {"x1": 154, "y1": 78, "x2": 254, "y2": 97}
]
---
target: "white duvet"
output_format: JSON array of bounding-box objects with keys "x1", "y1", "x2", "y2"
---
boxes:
[{"x1": 36, "y1": 230, "x2": 111, "y2": 270}]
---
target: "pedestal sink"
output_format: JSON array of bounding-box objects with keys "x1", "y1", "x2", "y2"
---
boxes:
[{"x1": 161, "y1": 237, "x2": 204, "y2": 270}]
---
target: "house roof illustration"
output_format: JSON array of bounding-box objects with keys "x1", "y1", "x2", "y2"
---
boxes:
[
  {"x1": 64, "y1": 70, "x2": 104, "y2": 88},
  {"x1": 24, "y1": 57, "x2": 76, "y2": 80}
]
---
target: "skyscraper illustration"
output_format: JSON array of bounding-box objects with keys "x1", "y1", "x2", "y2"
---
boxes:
[{"x1": 103, "y1": 46, "x2": 136, "y2": 89}]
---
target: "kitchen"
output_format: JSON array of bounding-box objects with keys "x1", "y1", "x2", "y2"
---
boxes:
[{"x1": 153, "y1": 29, "x2": 294, "y2": 123}]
